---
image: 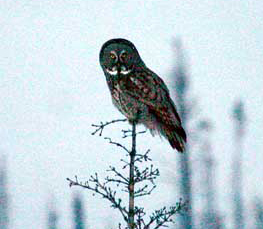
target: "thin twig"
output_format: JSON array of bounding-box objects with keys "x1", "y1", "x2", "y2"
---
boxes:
[
  {"x1": 91, "y1": 118, "x2": 127, "y2": 136},
  {"x1": 106, "y1": 166, "x2": 129, "y2": 184},
  {"x1": 122, "y1": 129, "x2": 147, "y2": 138},
  {"x1": 104, "y1": 137, "x2": 130, "y2": 153},
  {"x1": 145, "y1": 200, "x2": 187, "y2": 229}
]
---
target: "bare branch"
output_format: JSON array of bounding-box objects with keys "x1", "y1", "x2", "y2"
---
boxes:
[
  {"x1": 105, "y1": 166, "x2": 129, "y2": 186},
  {"x1": 134, "y1": 164, "x2": 159, "y2": 184},
  {"x1": 104, "y1": 137, "x2": 130, "y2": 153},
  {"x1": 134, "y1": 150, "x2": 152, "y2": 163},
  {"x1": 122, "y1": 129, "x2": 147, "y2": 138},
  {"x1": 66, "y1": 176, "x2": 128, "y2": 222},
  {"x1": 91, "y1": 118, "x2": 127, "y2": 136},
  {"x1": 134, "y1": 184, "x2": 156, "y2": 198},
  {"x1": 144, "y1": 200, "x2": 187, "y2": 228}
]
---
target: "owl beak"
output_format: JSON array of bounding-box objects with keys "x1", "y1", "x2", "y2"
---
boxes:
[{"x1": 116, "y1": 62, "x2": 121, "y2": 74}]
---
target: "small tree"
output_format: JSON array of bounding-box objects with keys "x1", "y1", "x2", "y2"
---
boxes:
[{"x1": 67, "y1": 119, "x2": 186, "y2": 228}]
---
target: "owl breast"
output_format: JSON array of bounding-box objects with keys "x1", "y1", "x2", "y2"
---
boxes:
[{"x1": 110, "y1": 78, "x2": 148, "y2": 122}]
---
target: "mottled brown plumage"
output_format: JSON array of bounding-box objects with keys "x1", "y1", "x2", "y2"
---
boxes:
[{"x1": 99, "y1": 38, "x2": 186, "y2": 152}]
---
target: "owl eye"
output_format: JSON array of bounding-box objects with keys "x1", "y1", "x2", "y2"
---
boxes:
[
  {"x1": 110, "y1": 53, "x2": 116, "y2": 60},
  {"x1": 120, "y1": 52, "x2": 127, "y2": 59}
]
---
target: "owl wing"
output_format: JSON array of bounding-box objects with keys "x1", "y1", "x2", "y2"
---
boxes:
[{"x1": 123, "y1": 68, "x2": 186, "y2": 151}]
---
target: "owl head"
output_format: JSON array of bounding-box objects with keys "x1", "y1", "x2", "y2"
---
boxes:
[{"x1": 99, "y1": 38, "x2": 145, "y2": 76}]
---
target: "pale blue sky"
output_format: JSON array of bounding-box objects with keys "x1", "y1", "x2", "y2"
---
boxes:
[{"x1": 0, "y1": 0, "x2": 262, "y2": 228}]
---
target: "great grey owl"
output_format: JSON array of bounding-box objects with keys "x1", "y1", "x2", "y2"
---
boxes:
[{"x1": 99, "y1": 38, "x2": 186, "y2": 152}]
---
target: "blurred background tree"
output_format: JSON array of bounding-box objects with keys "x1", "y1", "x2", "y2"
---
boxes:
[
  {"x1": 172, "y1": 38, "x2": 193, "y2": 229},
  {"x1": 72, "y1": 193, "x2": 86, "y2": 229},
  {"x1": 46, "y1": 199, "x2": 58, "y2": 229},
  {"x1": 197, "y1": 120, "x2": 224, "y2": 229},
  {"x1": 231, "y1": 100, "x2": 246, "y2": 228},
  {"x1": 253, "y1": 197, "x2": 263, "y2": 229},
  {"x1": 0, "y1": 155, "x2": 9, "y2": 229}
]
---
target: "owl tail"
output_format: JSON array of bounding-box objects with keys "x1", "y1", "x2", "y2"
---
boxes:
[
  {"x1": 150, "y1": 111, "x2": 187, "y2": 152},
  {"x1": 163, "y1": 124, "x2": 186, "y2": 152}
]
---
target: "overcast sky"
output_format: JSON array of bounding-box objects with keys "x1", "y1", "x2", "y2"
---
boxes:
[{"x1": 1, "y1": 0, "x2": 263, "y2": 228}]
